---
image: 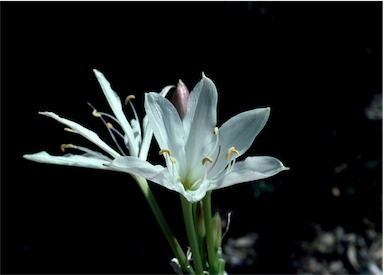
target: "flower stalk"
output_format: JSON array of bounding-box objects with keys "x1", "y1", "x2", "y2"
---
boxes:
[
  {"x1": 134, "y1": 175, "x2": 188, "y2": 272},
  {"x1": 202, "y1": 191, "x2": 220, "y2": 274},
  {"x1": 180, "y1": 195, "x2": 204, "y2": 274}
]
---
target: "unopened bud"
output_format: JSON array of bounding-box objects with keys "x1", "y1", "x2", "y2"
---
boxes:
[
  {"x1": 172, "y1": 79, "x2": 189, "y2": 119},
  {"x1": 196, "y1": 201, "x2": 206, "y2": 238},
  {"x1": 212, "y1": 212, "x2": 222, "y2": 248}
]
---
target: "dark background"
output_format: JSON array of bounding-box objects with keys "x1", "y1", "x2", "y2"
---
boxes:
[{"x1": 1, "y1": 1, "x2": 382, "y2": 274}]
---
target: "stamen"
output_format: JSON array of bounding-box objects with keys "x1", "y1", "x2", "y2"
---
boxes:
[
  {"x1": 60, "y1": 143, "x2": 77, "y2": 152},
  {"x1": 170, "y1": 157, "x2": 177, "y2": 164},
  {"x1": 225, "y1": 158, "x2": 237, "y2": 176},
  {"x1": 92, "y1": 109, "x2": 102, "y2": 118},
  {"x1": 214, "y1": 127, "x2": 219, "y2": 135},
  {"x1": 126, "y1": 96, "x2": 142, "y2": 141},
  {"x1": 202, "y1": 156, "x2": 213, "y2": 165},
  {"x1": 226, "y1": 146, "x2": 239, "y2": 160},
  {"x1": 60, "y1": 144, "x2": 111, "y2": 161},
  {"x1": 124, "y1": 95, "x2": 136, "y2": 105},
  {"x1": 206, "y1": 126, "x2": 220, "y2": 158},
  {"x1": 64, "y1": 127, "x2": 77, "y2": 133},
  {"x1": 87, "y1": 102, "x2": 126, "y2": 156},
  {"x1": 159, "y1": 149, "x2": 172, "y2": 156},
  {"x1": 208, "y1": 146, "x2": 221, "y2": 174},
  {"x1": 106, "y1": 122, "x2": 113, "y2": 129},
  {"x1": 159, "y1": 149, "x2": 177, "y2": 178}
]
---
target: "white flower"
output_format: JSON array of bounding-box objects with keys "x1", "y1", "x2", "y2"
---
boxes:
[
  {"x1": 23, "y1": 69, "x2": 172, "y2": 169},
  {"x1": 109, "y1": 73, "x2": 288, "y2": 202}
]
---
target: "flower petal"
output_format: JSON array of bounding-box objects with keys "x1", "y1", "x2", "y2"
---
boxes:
[
  {"x1": 109, "y1": 156, "x2": 176, "y2": 190},
  {"x1": 39, "y1": 111, "x2": 121, "y2": 159},
  {"x1": 139, "y1": 85, "x2": 174, "y2": 161},
  {"x1": 110, "y1": 156, "x2": 208, "y2": 202},
  {"x1": 93, "y1": 69, "x2": 138, "y2": 157},
  {"x1": 173, "y1": 179, "x2": 210, "y2": 203},
  {"x1": 210, "y1": 156, "x2": 288, "y2": 190},
  {"x1": 144, "y1": 92, "x2": 185, "y2": 162},
  {"x1": 23, "y1": 151, "x2": 112, "y2": 169},
  {"x1": 183, "y1": 74, "x2": 218, "y2": 167},
  {"x1": 209, "y1": 108, "x2": 270, "y2": 177}
]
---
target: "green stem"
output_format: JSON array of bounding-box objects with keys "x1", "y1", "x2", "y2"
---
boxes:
[
  {"x1": 134, "y1": 176, "x2": 188, "y2": 272},
  {"x1": 180, "y1": 195, "x2": 204, "y2": 274},
  {"x1": 202, "y1": 191, "x2": 219, "y2": 274}
]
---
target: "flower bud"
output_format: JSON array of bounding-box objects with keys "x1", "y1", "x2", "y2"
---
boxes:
[
  {"x1": 212, "y1": 212, "x2": 222, "y2": 248},
  {"x1": 196, "y1": 201, "x2": 206, "y2": 238},
  {"x1": 172, "y1": 79, "x2": 189, "y2": 119}
]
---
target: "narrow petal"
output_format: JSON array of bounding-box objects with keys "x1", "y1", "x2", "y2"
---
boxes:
[
  {"x1": 139, "y1": 115, "x2": 153, "y2": 160},
  {"x1": 93, "y1": 69, "x2": 138, "y2": 157},
  {"x1": 39, "y1": 112, "x2": 121, "y2": 159},
  {"x1": 209, "y1": 108, "x2": 270, "y2": 177},
  {"x1": 139, "y1": 85, "x2": 174, "y2": 161},
  {"x1": 23, "y1": 151, "x2": 112, "y2": 170},
  {"x1": 210, "y1": 156, "x2": 288, "y2": 190},
  {"x1": 183, "y1": 74, "x2": 218, "y2": 167},
  {"x1": 144, "y1": 92, "x2": 185, "y2": 162}
]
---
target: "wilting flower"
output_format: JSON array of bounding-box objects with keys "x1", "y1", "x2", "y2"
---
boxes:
[
  {"x1": 109, "y1": 73, "x2": 288, "y2": 202},
  {"x1": 23, "y1": 69, "x2": 173, "y2": 169}
]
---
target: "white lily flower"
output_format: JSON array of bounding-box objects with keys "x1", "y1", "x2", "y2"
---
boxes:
[
  {"x1": 23, "y1": 69, "x2": 173, "y2": 168},
  {"x1": 109, "y1": 73, "x2": 288, "y2": 203}
]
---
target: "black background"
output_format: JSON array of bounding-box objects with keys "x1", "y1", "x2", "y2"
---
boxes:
[{"x1": 1, "y1": 1, "x2": 382, "y2": 274}]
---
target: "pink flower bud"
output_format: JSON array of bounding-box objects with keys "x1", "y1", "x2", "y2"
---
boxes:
[{"x1": 172, "y1": 79, "x2": 189, "y2": 119}]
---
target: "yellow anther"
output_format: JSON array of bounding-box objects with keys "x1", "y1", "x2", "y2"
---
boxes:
[
  {"x1": 92, "y1": 109, "x2": 101, "y2": 118},
  {"x1": 214, "y1": 127, "x2": 219, "y2": 135},
  {"x1": 106, "y1": 122, "x2": 113, "y2": 129},
  {"x1": 170, "y1": 157, "x2": 177, "y2": 164},
  {"x1": 125, "y1": 95, "x2": 136, "y2": 105},
  {"x1": 226, "y1": 146, "x2": 239, "y2": 160},
  {"x1": 64, "y1": 127, "x2": 77, "y2": 133},
  {"x1": 159, "y1": 148, "x2": 171, "y2": 156},
  {"x1": 60, "y1": 143, "x2": 77, "y2": 152},
  {"x1": 202, "y1": 156, "x2": 213, "y2": 165}
]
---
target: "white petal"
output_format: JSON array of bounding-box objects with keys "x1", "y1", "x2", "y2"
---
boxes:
[
  {"x1": 139, "y1": 115, "x2": 153, "y2": 160},
  {"x1": 109, "y1": 156, "x2": 176, "y2": 190},
  {"x1": 93, "y1": 69, "x2": 139, "y2": 157},
  {"x1": 23, "y1": 151, "x2": 112, "y2": 169},
  {"x1": 174, "y1": 179, "x2": 210, "y2": 203},
  {"x1": 209, "y1": 108, "x2": 270, "y2": 177},
  {"x1": 183, "y1": 74, "x2": 218, "y2": 168},
  {"x1": 39, "y1": 112, "x2": 121, "y2": 159},
  {"x1": 139, "y1": 85, "x2": 174, "y2": 161},
  {"x1": 144, "y1": 92, "x2": 185, "y2": 162},
  {"x1": 210, "y1": 156, "x2": 288, "y2": 190}
]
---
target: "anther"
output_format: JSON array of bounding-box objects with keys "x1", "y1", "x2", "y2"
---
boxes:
[
  {"x1": 106, "y1": 122, "x2": 113, "y2": 129},
  {"x1": 226, "y1": 146, "x2": 239, "y2": 160},
  {"x1": 159, "y1": 149, "x2": 172, "y2": 156},
  {"x1": 64, "y1": 127, "x2": 77, "y2": 133},
  {"x1": 60, "y1": 143, "x2": 77, "y2": 152},
  {"x1": 124, "y1": 95, "x2": 136, "y2": 105},
  {"x1": 202, "y1": 156, "x2": 213, "y2": 165},
  {"x1": 170, "y1": 157, "x2": 177, "y2": 164},
  {"x1": 92, "y1": 109, "x2": 101, "y2": 118},
  {"x1": 214, "y1": 127, "x2": 219, "y2": 135}
]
